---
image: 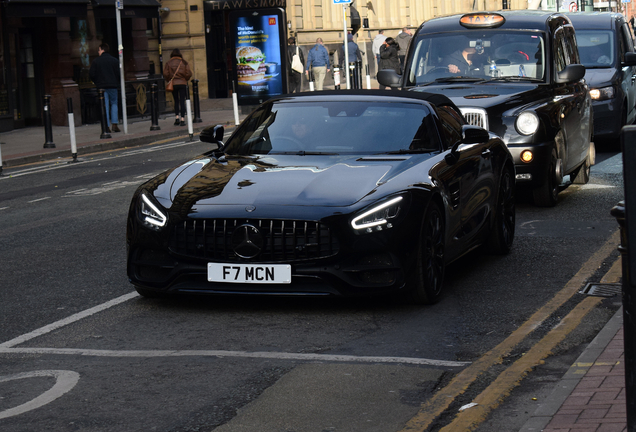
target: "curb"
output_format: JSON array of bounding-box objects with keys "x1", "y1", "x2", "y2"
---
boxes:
[{"x1": 518, "y1": 307, "x2": 624, "y2": 432}]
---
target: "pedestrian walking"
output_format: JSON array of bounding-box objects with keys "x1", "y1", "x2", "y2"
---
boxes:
[
  {"x1": 396, "y1": 27, "x2": 413, "y2": 70},
  {"x1": 340, "y1": 33, "x2": 362, "y2": 65},
  {"x1": 287, "y1": 37, "x2": 305, "y2": 93},
  {"x1": 89, "y1": 43, "x2": 120, "y2": 133},
  {"x1": 379, "y1": 37, "x2": 400, "y2": 90},
  {"x1": 305, "y1": 38, "x2": 331, "y2": 91},
  {"x1": 372, "y1": 30, "x2": 387, "y2": 70},
  {"x1": 163, "y1": 49, "x2": 193, "y2": 126}
]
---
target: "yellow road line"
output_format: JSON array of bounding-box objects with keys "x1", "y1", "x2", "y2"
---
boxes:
[{"x1": 399, "y1": 229, "x2": 620, "y2": 432}]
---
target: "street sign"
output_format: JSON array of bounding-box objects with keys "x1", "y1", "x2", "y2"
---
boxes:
[
  {"x1": 333, "y1": 0, "x2": 352, "y2": 4},
  {"x1": 569, "y1": 1, "x2": 578, "y2": 11},
  {"x1": 116, "y1": 0, "x2": 123, "y2": 9}
]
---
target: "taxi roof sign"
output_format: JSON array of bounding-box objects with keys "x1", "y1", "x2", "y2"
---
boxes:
[{"x1": 460, "y1": 13, "x2": 505, "y2": 28}]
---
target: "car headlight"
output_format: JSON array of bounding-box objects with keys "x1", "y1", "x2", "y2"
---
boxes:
[
  {"x1": 515, "y1": 111, "x2": 539, "y2": 136},
  {"x1": 590, "y1": 86, "x2": 614, "y2": 101},
  {"x1": 139, "y1": 191, "x2": 167, "y2": 229},
  {"x1": 351, "y1": 196, "x2": 404, "y2": 233}
]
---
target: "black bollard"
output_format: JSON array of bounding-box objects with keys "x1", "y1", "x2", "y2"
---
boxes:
[
  {"x1": 98, "y1": 89, "x2": 111, "y2": 139},
  {"x1": 192, "y1": 79, "x2": 203, "y2": 123},
  {"x1": 43, "y1": 95, "x2": 55, "y2": 148},
  {"x1": 149, "y1": 83, "x2": 160, "y2": 131}
]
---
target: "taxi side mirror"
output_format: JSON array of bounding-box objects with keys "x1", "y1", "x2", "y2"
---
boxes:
[
  {"x1": 377, "y1": 69, "x2": 402, "y2": 88},
  {"x1": 200, "y1": 125, "x2": 224, "y2": 146},
  {"x1": 555, "y1": 64, "x2": 585, "y2": 84},
  {"x1": 623, "y1": 52, "x2": 636, "y2": 67}
]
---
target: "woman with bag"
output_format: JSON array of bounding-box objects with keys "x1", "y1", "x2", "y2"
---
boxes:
[
  {"x1": 286, "y1": 37, "x2": 304, "y2": 93},
  {"x1": 163, "y1": 48, "x2": 193, "y2": 126},
  {"x1": 379, "y1": 37, "x2": 400, "y2": 90}
]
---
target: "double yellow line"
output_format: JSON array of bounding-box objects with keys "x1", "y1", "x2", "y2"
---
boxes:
[{"x1": 401, "y1": 229, "x2": 622, "y2": 432}]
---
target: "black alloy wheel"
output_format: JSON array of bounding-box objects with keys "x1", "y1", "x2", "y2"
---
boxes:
[
  {"x1": 487, "y1": 167, "x2": 515, "y2": 254},
  {"x1": 409, "y1": 201, "x2": 445, "y2": 305}
]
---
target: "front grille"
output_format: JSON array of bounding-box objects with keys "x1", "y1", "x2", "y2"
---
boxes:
[
  {"x1": 170, "y1": 219, "x2": 340, "y2": 263},
  {"x1": 459, "y1": 107, "x2": 489, "y2": 130}
]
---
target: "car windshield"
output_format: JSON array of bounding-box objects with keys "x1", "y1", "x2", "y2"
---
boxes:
[
  {"x1": 406, "y1": 30, "x2": 546, "y2": 86},
  {"x1": 223, "y1": 100, "x2": 441, "y2": 155},
  {"x1": 575, "y1": 30, "x2": 614, "y2": 68}
]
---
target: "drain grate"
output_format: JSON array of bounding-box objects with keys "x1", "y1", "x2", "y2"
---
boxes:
[{"x1": 580, "y1": 283, "x2": 623, "y2": 297}]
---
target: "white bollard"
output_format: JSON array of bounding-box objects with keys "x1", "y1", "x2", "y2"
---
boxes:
[
  {"x1": 232, "y1": 92, "x2": 240, "y2": 126},
  {"x1": 186, "y1": 99, "x2": 194, "y2": 141}
]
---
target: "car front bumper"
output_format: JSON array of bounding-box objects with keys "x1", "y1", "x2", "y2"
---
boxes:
[
  {"x1": 591, "y1": 98, "x2": 623, "y2": 140},
  {"x1": 507, "y1": 141, "x2": 553, "y2": 188}
]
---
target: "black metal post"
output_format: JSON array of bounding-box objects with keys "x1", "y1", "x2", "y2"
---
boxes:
[
  {"x1": 98, "y1": 89, "x2": 111, "y2": 139},
  {"x1": 192, "y1": 79, "x2": 202, "y2": 123},
  {"x1": 149, "y1": 83, "x2": 160, "y2": 131},
  {"x1": 612, "y1": 125, "x2": 636, "y2": 432},
  {"x1": 42, "y1": 95, "x2": 55, "y2": 148}
]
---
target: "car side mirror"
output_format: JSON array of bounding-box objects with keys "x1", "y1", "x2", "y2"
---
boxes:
[
  {"x1": 377, "y1": 69, "x2": 402, "y2": 88},
  {"x1": 200, "y1": 125, "x2": 224, "y2": 148},
  {"x1": 555, "y1": 64, "x2": 585, "y2": 84},
  {"x1": 445, "y1": 125, "x2": 490, "y2": 165},
  {"x1": 623, "y1": 52, "x2": 636, "y2": 67},
  {"x1": 461, "y1": 124, "x2": 490, "y2": 144}
]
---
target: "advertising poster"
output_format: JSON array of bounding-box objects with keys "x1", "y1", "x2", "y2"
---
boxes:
[{"x1": 230, "y1": 9, "x2": 286, "y2": 104}]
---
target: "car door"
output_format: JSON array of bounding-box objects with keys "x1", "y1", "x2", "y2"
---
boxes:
[
  {"x1": 433, "y1": 106, "x2": 495, "y2": 259},
  {"x1": 554, "y1": 25, "x2": 588, "y2": 172},
  {"x1": 619, "y1": 21, "x2": 636, "y2": 124}
]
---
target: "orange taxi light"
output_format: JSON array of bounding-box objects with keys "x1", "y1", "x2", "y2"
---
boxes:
[
  {"x1": 460, "y1": 13, "x2": 505, "y2": 28},
  {"x1": 520, "y1": 150, "x2": 533, "y2": 163}
]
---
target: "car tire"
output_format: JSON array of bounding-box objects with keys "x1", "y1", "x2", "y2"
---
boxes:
[
  {"x1": 409, "y1": 201, "x2": 445, "y2": 305},
  {"x1": 572, "y1": 158, "x2": 591, "y2": 185},
  {"x1": 532, "y1": 148, "x2": 559, "y2": 207},
  {"x1": 487, "y1": 167, "x2": 516, "y2": 254}
]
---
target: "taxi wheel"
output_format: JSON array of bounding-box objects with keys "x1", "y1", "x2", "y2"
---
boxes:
[
  {"x1": 487, "y1": 167, "x2": 515, "y2": 254},
  {"x1": 572, "y1": 158, "x2": 590, "y2": 184},
  {"x1": 533, "y1": 149, "x2": 559, "y2": 207},
  {"x1": 409, "y1": 201, "x2": 445, "y2": 305}
]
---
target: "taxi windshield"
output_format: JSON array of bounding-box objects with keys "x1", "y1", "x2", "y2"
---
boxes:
[{"x1": 406, "y1": 30, "x2": 546, "y2": 86}]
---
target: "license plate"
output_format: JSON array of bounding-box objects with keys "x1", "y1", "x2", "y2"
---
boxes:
[{"x1": 208, "y1": 263, "x2": 292, "y2": 284}]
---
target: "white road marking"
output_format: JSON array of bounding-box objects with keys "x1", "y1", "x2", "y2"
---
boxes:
[
  {"x1": 0, "y1": 290, "x2": 469, "y2": 368},
  {"x1": 0, "y1": 292, "x2": 139, "y2": 348},
  {"x1": 27, "y1": 197, "x2": 51, "y2": 203},
  {"x1": 0, "y1": 347, "x2": 470, "y2": 367},
  {"x1": 0, "y1": 140, "x2": 198, "y2": 179},
  {"x1": 0, "y1": 207, "x2": 8, "y2": 210},
  {"x1": 0, "y1": 370, "x2": 80, "y2": 419}
]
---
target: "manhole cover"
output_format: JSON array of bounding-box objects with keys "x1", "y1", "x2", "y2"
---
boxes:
[{"x1": 579, "y1": 283, "x2": 622, "y2": 297}]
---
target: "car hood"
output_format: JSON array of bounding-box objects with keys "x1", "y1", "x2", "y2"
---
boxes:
[
  {"x1": 411, "y1": 83, "x2": 546, "y2": 110},
  {"x1": 153, "y1": 154, "x2": 425, "y2": 211},
  {"x1": 583, "y1": 67, "x2": 616, "y2": 88}
]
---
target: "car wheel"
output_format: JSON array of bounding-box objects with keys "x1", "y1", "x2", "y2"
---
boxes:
[
  {"x1": 572, "y1": 158, "x2": 590, "y2": 185},
  {"x1": 134, "y1": 286, "x2": 165, "y2": 299},
  {"x1": 487, "y1": 167, "x2": 515, "y2": 254},
  {"x1": 532, "y1": 148, "x2": 559, "y2": 207},
  {"x1": 409, "y1": 201, "x2": 445, "y2": 305}
]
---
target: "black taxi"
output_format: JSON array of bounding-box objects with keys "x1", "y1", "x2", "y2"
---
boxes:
[{"x1": 378, "y1": 11, "x2": 595, "y2": 207}]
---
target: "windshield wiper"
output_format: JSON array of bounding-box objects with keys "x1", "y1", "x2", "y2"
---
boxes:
[
  {"x1": 484, "y1": 76, "x2": 543, "y2": 83},
  {"x1": 420, "y1": 76, "x2": 487, "y2": 86}
]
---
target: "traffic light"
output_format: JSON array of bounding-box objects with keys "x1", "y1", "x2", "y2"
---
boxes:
[{"x1": 350, "y1": 5, "x2": 361, "y2": 35}]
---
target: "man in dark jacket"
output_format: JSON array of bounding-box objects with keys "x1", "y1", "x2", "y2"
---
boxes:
[{"x1": 89, "y1": 43, "x2": 120, "y2": 132}]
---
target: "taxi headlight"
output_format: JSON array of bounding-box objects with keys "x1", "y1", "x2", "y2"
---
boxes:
[
  {"x1": 515, "y1": 111, "x2": 539, "y2": 136},
  {"x1": 351, "y1": 196, "x2": 404, "y2": 233},
  {"x1": 590, "y1": 86, "x2": 614, "y2": 101},
  {"x1": 139, "y1": 191, "x2": 168, "y2": 229}
]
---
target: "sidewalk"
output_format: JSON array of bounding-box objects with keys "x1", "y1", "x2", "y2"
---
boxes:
[
  {"x1": 520, "y1": 309, "x2": 627, "y2": 432},
  {"x1": 0, "y1": 97, "x2": 246, "y2": 169}
]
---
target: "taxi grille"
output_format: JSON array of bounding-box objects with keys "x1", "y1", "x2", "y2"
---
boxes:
[
  {"x1": 170, "y1": 219, "x2": 340, "y2": 263},
  {"x1": 459, "y1": 108, "x2": 489, "y2": 130}
]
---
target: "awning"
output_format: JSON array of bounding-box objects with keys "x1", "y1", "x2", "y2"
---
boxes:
[
  {"x1": 91, "y1": 0, "x2": 160, "y2": 19},
  {"x1": 3, "y1": 0, "x2": 89, "y2": 17}
]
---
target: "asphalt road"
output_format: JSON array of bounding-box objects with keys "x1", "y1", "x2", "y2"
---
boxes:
[{"x1": 0, "y1": 140, "x2": 626, "y2": 431}]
